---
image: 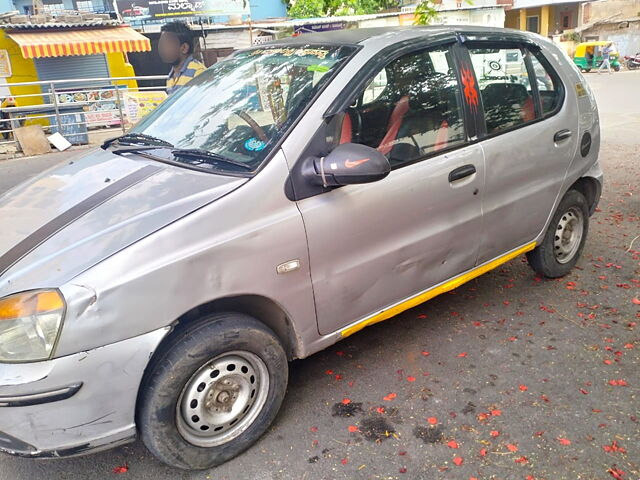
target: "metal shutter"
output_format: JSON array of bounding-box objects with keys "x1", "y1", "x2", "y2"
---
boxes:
[{"x1": 35, "y1": 54, "x2": 110, "y2": 91}]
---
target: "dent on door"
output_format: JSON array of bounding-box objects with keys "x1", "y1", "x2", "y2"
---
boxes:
[{"x1": 300, "y1": 144, "x2": 485, "y2": 336}]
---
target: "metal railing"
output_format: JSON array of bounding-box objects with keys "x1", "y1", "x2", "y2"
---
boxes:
[{"x1": 1, "y1": 75, "x2": 168, "y2": 156}]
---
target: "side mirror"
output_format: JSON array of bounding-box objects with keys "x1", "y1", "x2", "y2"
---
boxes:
[{"x1": 304, "y1": 143, "x2": 391, "y2": 187}]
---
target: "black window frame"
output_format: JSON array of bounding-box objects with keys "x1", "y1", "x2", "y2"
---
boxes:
[
  {"x1": 459, "y1": 40, "x2": 566, "y2": 140},
  {"x1": 325, "y1": 40, "x2": 473, "y2": 172}
]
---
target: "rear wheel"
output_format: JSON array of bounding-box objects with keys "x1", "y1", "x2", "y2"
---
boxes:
[
  {"x1": 613, "y1": 64, "x2": 621, "y2": 72},
  {"x1": 138, "y1": 313, "x2": 288, "y2": 470},
  {"x1": 526, "y1": 190, "x2": 589, "y2": 278}
]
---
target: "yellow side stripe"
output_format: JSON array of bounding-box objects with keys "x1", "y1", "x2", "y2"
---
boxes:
[{"x1": 340, "y1": 241, "x2": 537, "y2": 338}]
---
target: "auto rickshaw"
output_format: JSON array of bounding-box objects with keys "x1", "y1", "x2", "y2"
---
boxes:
[{"x1": 573, "y1": 41, "x2": 621, "y2": 72}]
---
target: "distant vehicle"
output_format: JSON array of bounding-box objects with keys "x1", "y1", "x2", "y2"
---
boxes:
[
  {"x1": 122, "y1": 5, "x2": 148, "y2": 16},
  {"x1": 623, "y1": 52, "x2": 640, "y2": 70},
  {"x1": 573, "y1": 41, "x2": 621, "y2": 72},
  {"x1": 0, "y1": 26, "x2": 602, "y2": 470}
]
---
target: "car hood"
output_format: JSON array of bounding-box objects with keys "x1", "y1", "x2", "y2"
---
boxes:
[{"x1": 0, "y1": 148, "x2": 247, "y2": 296}]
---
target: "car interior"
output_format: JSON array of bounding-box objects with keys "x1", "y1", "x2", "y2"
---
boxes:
[{"x1": 337, "y1": 50, "x2": 465, "y2": 167}]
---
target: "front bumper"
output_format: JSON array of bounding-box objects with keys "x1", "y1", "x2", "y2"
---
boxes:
[{"x1": 0, "y1": 327, "x2": 169, "y2": 458}]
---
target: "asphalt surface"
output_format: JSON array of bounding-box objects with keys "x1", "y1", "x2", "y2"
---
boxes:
[{"x1": 0, "y1": 71, "x2": 639, "y2": 480}]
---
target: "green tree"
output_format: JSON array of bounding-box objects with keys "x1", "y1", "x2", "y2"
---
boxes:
[
  {"x1": 413, "y1": 0, "x2": 439, "y2": 25},
  {"x1": 286, "y1": 0, "x2": 400, "y2": 18}
]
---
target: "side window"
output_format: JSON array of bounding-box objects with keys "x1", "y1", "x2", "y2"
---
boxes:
[
  {"x1": 468, "y1": 47, "x2": 538, "y2": 134},
  {"x1": 528, "y1": 52, "x2": 562, "y2": 115},
  {"x1": 341, "y1": 47, "x2": 465, "y2": 168}
]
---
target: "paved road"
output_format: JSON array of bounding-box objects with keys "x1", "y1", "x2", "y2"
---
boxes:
[{"x1": 0, "y1": 72, "x2": 639, "y2": 480}]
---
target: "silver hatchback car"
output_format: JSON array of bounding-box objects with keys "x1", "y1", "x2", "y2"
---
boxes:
[{"x1": 0, "y1": 26, "x2": 601, "y2": 469}]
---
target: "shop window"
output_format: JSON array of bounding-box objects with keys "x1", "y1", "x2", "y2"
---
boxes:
[{"x1": 526, "y1": 16, "x2": 539, "y2": 33}]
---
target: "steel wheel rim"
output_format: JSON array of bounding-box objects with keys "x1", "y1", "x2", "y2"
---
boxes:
[
  {"x1": 553, "y1": 207, "x2": 584, "y2": 264},
  {"x1": 176, "y1": 350, "x2": 269, "y2": 447}
]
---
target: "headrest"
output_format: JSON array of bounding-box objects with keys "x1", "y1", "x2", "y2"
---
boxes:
[{"x1": 483, "y1": 83, "x2": 529, "y2": 104}]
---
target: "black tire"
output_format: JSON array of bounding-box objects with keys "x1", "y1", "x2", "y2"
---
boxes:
[
  {"x1": 137, "y1": 313, "x2": 288, "y2": 470},
  {"x1": 583, "y1": 68, "x2": 591, "y2": 73},
  {"x1": 613, "y1": 64, "x2": 621, "y2": 72},
  {"x1": 526, "y1": 190, "x2": 589, "y2": 278}
]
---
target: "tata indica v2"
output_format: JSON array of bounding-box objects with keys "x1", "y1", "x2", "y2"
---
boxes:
[{"x1": 0, "y1": 26, "x2": 602, "y2": 469}]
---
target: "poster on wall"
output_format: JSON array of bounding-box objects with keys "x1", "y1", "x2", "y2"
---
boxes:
[
  {"x1": 116, "y1": 0, "x2": 249, "y2": 20},
  {"x1": 0, "y1": 50, "x2": 12, "y2": 78},
  {"x1": 123, "y1": 91, "x2": 167, "y2": 126},
  {"x1": 56, "y1": 87, "x2": 123, "y2": 127}
]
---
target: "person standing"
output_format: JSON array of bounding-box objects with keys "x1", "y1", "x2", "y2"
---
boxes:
[
  {"x1": 597, "y1": 43, "x2": 613, "y2": 74},
  {"x1": 159, "y1": 21, "x2": 207, "y2": 95}
]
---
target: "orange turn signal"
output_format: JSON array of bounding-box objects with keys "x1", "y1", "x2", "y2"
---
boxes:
[{"x1": 0, "y1": 290, "x2": 65, "y2": 321}]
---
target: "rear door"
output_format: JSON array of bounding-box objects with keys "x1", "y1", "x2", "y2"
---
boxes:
[{"x1": 462, "y1": 41, "x2": 579, "y2": 263}]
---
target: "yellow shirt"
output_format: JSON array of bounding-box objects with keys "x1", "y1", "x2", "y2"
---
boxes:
[{"x1": 166, "y1": 56, "x2": 206, "y2": 94}]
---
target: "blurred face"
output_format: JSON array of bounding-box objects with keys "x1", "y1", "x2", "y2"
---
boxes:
[{"x1": 159, "y1": 31, "x2": 189, "y2": 66}]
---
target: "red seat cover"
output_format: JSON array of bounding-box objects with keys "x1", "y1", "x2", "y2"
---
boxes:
[
  {"x1": 522, "y1": 96, "x2": 535, "y2": 122},
  {"x1": 377, "y1": 96, "x2": 410, "y2": 155},
  {"x1": 339, "y1": 113, "x2": 353, "y2": 144},
  {"x1": 434, "y1": 119, "x2": 449, "y2": 151}
]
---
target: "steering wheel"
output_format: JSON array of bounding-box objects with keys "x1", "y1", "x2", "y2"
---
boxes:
[{"x1": 233, "y1": 111, "x2": 269, "y2": 143}]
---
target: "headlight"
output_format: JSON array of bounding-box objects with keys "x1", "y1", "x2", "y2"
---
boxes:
[{"x1": 0, "y1": 290, "x2": 65, "y2": 363}]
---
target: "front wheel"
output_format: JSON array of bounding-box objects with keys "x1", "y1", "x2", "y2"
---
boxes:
[
  {"x1": 526, "y1": 190, "x2": 589, "y2": 278},
  {"x1": 138, "y1": 313, "x2": 288, "y2": 470}
]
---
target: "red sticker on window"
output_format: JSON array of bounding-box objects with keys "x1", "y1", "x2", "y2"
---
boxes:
[{"x1": 460, "y1": 64, "x2": 479, "y2": 112}]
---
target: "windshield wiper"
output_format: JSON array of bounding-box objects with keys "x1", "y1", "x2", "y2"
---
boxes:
[
  {"x1": 102, "y1": 133, "x2": 174, "y2": 149},
  {"x1": 171, "y1": 148, "x2": 253, "y2": 171}
]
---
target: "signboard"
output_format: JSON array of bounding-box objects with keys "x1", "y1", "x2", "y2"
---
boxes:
[
  {"x1": 294, "y1": 22, "x2": 344, "y2": 35},
  {"x1": 0, "y1": 50, "x2": 12, "y2": 78},
  {"x1": 116, "y1": 0, "x2": 249, "y2": 20},
  {"x1": 123, "y1": 91, "x2": 167, "y2": 126},
  {"x1": 56, "y1": 87, "x2": 122, "y2": 127}
]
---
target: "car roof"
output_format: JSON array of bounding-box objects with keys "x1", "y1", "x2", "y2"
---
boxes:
[{"x1": 267, "y1": 25, "x2": 536, "y2": 47}]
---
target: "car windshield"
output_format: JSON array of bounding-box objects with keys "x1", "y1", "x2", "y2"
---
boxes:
[{"x1": 130, "y1": 45, "x2": 356, "y2": 172}]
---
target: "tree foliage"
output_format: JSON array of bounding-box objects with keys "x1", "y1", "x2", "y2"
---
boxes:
[
  {"x1": 286, "y1": 0, "x2": 400, "y2": 19},
  {"x1": 413, "y1": 0, "x2": 440, "y2": 25}
]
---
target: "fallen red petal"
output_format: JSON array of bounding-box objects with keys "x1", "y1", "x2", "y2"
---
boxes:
[
  {"x1": 427, "y1": 416, "x2": 438, "y2": 425},
  {"x1": 558, "y1": 437, "x2": 571, "y2": 445},
  {"x1": 447, "y1": 440, "x2": 459, "y2": 449},
  {"x1": 113, "y1": 465, "x2": 128, "y2": 474},
  {"x1": 608, "y1": 467, "x2": 625, "y2": 479},
  {"x1": 453, "y1": 456, "x2": 464, "y2": 466}
]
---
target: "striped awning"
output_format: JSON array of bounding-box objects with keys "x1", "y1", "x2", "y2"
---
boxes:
[{"x1": 7, "y1": 26, "x2": 151, "y2": 59}]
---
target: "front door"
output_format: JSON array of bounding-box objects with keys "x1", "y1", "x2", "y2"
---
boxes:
[
  {"x1": 297, "y1": 45, "x2": 486, "y2": 335},
  {"x1": 463, "y1": 43, "x2": 579, "y2": 263}
]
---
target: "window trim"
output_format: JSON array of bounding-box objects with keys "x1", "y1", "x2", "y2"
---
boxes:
[{"x1": 463, "y1": 41, "x2": 566, "y2": 140}]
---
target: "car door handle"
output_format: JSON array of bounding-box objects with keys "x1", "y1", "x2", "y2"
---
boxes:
[
  {"x1": 554, "y1": 129, "x2": 572, "y2": 142},
  {"x1": 449, "y1": 164, "x2": 476, "y2": 183}
]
